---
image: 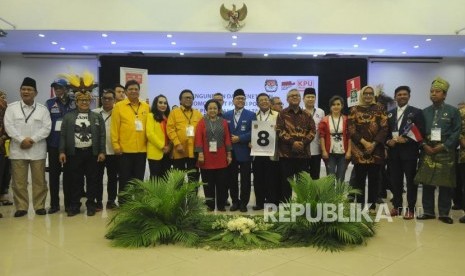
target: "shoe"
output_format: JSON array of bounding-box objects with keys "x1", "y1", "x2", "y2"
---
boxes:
[
  {"x1": 106, "y1": 201, "x2": 118, "y2": 210},
  {"x1": 207, "y1": 207, "x2": 214, "y2": 212},
  {"x1": 48, "y1": 206, "x2": 60, "y2": 214},
  {"x1": 96, "y1": 202, "x2": 103, "y2": 212},
  {"x1": 451, "y1": 205, "x2": 462, "y2": 210},
  {"x1": 389, "y1": 208, "x2": 399, "y2": 217},
  {"x1": 438, "y1": 216, "x2": 453, "y2": 224},
  {"x1": 67, "y1": 210, "x2": 79, "y2": 217},
  {"x1": 14, "y1": 210, "x2": 28, "y2": 217},
  {"x1": 87, "y1": 208, "x2": 96, "y2": 216},
  {"x1": 459, "y1": 216, "x2": 465, "y2": 223},
  {"x1": 225, "y1": 201, "x2": 231, "y2": 206},
  {"x1": 417, "y1": 214, "x2": 435, "y2": 220},
  {"x1": 252, "y1": 205, "x2": 264, "y2": 211},
  {"x1": 240, "y1": 205, "x2": 248, "y2": 212},
  {"x1": 0, "y1": 213, "x2": 2, "y2": 218},
  {"x1": 230, "y1": 203, "x2": 239, "y2": 212},
  {"x1": 217, "y1": 207, "x2": 226, "y2": 212},
  {"x1": 403, "y1": 211, "x2": 415, "y2": 220},
  {"x1": 35, "y1": 209, "x2": 47, "y2": 215}
]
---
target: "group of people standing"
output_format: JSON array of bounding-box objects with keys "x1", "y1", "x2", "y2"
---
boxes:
[{"x1": 0, "y1": 75, "x2": 464, "y2": 225}]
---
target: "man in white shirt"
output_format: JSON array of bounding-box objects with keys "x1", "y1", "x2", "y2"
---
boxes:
[
  {"x1": 4, "y1": 77, "x2": 52, "y2": 217},
  {"x1": 92, "y1": 89, "x2": 119, "y2": 210},
  {"x1": 303, "y1": 88, "x2": 325, "y2": 179}
]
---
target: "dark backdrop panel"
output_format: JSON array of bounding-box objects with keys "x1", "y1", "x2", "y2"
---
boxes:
[{"x1": 98, "y1": 56, "x2": 367, "y2": 113}]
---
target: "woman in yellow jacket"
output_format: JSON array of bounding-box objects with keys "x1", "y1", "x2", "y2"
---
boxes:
[{"x1": 146, "y1": 95, "x2": 172, "y2": 179}]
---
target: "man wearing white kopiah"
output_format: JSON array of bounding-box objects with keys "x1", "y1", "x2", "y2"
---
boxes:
[
  {"x1": 4, "y1": 77, "x2": 52, "y2": 217},
  {"x1": 303, "y1": 88, "x2": 325, "y2": 180}
]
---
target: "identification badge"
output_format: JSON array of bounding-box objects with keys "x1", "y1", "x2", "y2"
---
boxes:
[
  {"x1": 240, "y1": 124, "x2": 246, "y2": 131},
  {"x1": 431, "y1": 128, "x2": 441, "y2": 141},
  {"x1": 55, "y1": 120, "x2": 62, "y2": 131},
  {"x1": 209, "y1": 140, "x2": 217, "y2": 152},
  {"x1": 186, "y1": 125, "x2": 194, "y2": 137},
  {"x1": 135, "y1": 119, "x2": 143, "y2": 131},
  {"x1": 392, "y1": 131, "x2": 399, "y2": 138}
]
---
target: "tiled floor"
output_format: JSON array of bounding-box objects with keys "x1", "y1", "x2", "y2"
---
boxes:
[{"x1": 1, "y1": 165, "x2": 464, "y2": 275}]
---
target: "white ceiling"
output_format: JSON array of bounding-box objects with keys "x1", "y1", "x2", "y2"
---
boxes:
[{"x1": 1, "y1": 30, "x2": 465, "y2": 58}]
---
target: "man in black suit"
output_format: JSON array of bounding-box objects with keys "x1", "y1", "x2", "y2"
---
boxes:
[{"x1": 386, "y1": 86, "x2": 425, "y2": 220}]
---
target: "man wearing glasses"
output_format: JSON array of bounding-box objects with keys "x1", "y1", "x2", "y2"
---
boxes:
[
  {"x1": 224, "y1": 89, "x2": 256, "y2": 212},
  {"x1": 93, "y1": 89, "x2": 119, "y2": 210},
  {"x1": 276, "y1": 89, "x2": 315, "y2": 202},
  {"x1": 270, "y1": 97, "x2": 284, "y2": 112},
  {"x1": 59, "y1": 91, "x2": 106, "y2": 216}
]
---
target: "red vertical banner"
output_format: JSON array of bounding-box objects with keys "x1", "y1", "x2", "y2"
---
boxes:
[{"x1": 346, "y1": 76, "x2": 361, "y2": 107}]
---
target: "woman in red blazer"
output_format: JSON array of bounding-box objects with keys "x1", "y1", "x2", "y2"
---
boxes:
[{"x1": 318, "y1": 96, "x2": 351, "y2": 182}]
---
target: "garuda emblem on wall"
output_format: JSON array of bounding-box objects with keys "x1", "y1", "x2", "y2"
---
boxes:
[{"x1": 220, "y1": 3, "x2": 248, "y2": 32}]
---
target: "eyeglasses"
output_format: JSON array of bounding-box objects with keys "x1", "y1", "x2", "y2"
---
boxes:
[
  {"x1": 273, "y1": 102, "x2": 283, "y2": 106},
  {"x1": 258, "y1": 99, "x2": 270, "y2": 103},
  {"x1": 77, "y1": 99, "x2": 90, "y2": 103},
  {"x1": 234, "y1": 97, "x2": 246, "y2": 101}
]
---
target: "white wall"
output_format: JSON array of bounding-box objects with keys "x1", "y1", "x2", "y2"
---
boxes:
[
  {"x1": 368, "y1": 59, "x2": 465, "y2": 109},
  {"x1": 0, "y1": 55, "x2": 99, "y2": 105},
  {"x1": 1, "y1": 0, "x2": 465, "y2": 34}
]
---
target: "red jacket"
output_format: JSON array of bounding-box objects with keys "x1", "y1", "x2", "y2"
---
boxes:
[{"x1": 318, "y1": 115, "x2": 349, "y2": 154}]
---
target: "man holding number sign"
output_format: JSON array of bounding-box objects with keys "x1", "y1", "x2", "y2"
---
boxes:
[{"x1": 251, "y1": 93, "x2": 280, "y2": 210}]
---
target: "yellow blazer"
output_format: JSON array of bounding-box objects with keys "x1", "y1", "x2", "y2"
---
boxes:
[
  {"x1": 166, "y1": 106, "x2": 202, "y2": 159},
  {"x1": 146, "y1": 114, "x2": 165, "y2": 160}
]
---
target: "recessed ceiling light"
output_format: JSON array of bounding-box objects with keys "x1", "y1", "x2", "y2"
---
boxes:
[
  {"x1": 82, "y1": 45, "x2": 89, "y2": 50},
  {"x1": 38, "y1": 34, "x2": 45, "y2": 38},
  {"x1": 263, "y1": 53, "x2": 268, "y2": 57},
  {"x1": 296, "y1": 36, "x2": 302, "y2": 40},
  {"x1": 402, "y1": 51, "x2": 407, "y2": 54},
  {"x1": 60, "y1": 47, "x2": 65, "y2": 51},
  {"x1": 179, "y1": 53, "x2": 185, "y2": 56},
  {"x1": 413, "y1": 45, "x2": 419, "y2": 49},
  {"x1": 313, "y1": 54, "x2": 318, "y2": 57},
  {"x1": 167, "y1": 34, "x2": 173, "y2": 38},
  {"x1": 111, "y1": 41, "x2": 116, "y2": 45},
  {"x1": 292, "y1": 44, "x2": 297, "y2": 48},
  {"x1": 353, "y1": 44, "x2": 359, "y2": 48},
  {"x1": 232, "y1": 35, "x2": 237, "y2": 39},
  {"x1": 425, "y1": 38, "x2": 432, "y2": 42},
  {"x1": 361, "y1": 37, "x2": 368, "y2": 40},
  {"x1": 378, "y1": 49, "x2": 386, "y2": 53},
  {"x1": 232, "y1": 42, "x2": 237, "y2": 46},
  {"x1": 101, "y1": 33, "x2": 108, "y2": 38},
  {"x1": 51, "y1": 41, "x2": 58, "y2": 45},
  {"x1": 171, "y1": 41, "x2": 176, "y2": 45}
]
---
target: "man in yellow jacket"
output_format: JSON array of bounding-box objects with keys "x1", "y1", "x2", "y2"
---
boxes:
[
  {"x1": 166, "y1": 89, "x2": 202, "y2": 182},
  {"x1": 110, "y1": 80, "x2": 150, "y2": 203}
]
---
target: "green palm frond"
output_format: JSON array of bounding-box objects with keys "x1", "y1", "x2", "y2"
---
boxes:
[
  {"x1": 275, "y1": 172, "x2": 376, "y2": 251},
  {"x1": 106, "y1": 169, "x2": 205, "y2": 247}
]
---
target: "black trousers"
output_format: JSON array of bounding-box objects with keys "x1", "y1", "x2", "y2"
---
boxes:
[
  {"x1": 353, "y1": 164, "x2": 381, "y2": 210},
  {"x1": 119, "y1": 153, "x2": 147, "y2": 203},
  {"x1": 280, "y1": 158, "x2": 308, "y2": 202},
  {"x1": 171, "y1": 157, "x2": 199, "y2": 182},
  {"x1": 148, "y1": 155, "x2": 171, "y2": 180},
  {"x1": 0, "y1": 154, "x2": 11, "y2": 195},
  {"x1": 253, "y1": 157, "x2": 280, "y2": 206},
  {"x1": 65, "y1": 149, "x2": 98, "y2": 211},
  {"x1": 96, "y1": 154, "x2": 120, "y2": 203},
  {"x1": 389, "y1": 158, "x2": 418, "y2": 211},
  {"x1": 201, "y1": 168, "x2": 227, "y2": 209},
  {"x1": 459, "y1": 163, "x2": 465, "y2": 212},
  {"x1": 307, "y1": 154, "x2": 322, "y2": 180},
  {"x1": 47, "y1": 147, "x2": 70, "y2": 208},
  {"x1": 227, "y1": 158, "x2": 252, "y2": 207},
  {"x1": 454, "y1": 153, "x2": 463, "y2": 207}
]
